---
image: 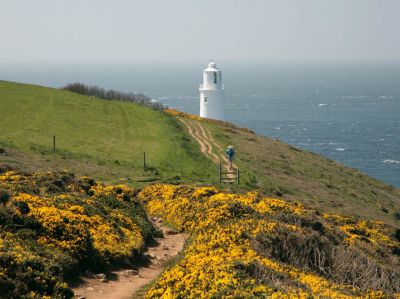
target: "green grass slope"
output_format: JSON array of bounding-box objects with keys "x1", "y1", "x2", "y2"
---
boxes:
[
  {"x1": 1, "y1": 80, "x2": 399, "y2": 227},
  {"x1": 0, "y1": 80, "x2": 216, "y2": 185}
]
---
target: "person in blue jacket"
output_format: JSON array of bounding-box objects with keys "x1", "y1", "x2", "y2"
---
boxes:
[{"x1": 226, "y1": 145, "x2": 235, "y2": 170}]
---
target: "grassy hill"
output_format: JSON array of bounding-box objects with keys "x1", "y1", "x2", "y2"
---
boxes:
[
  {"x1": 1, "y1": 80, "x2": 400, "y2": 298},
  {"x1": 0, "y1": 80, "x2": 399, "y2": 226},
  {"x1": 0, "y1": 80, "x2": 216, "y2": 185},
  {"x1": 204, "y1": 120, "x2": 400, "y2": 226}
]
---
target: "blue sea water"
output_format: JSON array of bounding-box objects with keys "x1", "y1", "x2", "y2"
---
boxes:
[{"x1": 1, "y1": 62, "x2": 399, "y2": 187}]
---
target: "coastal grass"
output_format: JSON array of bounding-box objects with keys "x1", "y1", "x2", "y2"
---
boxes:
[
  {"x1": 0, "y1": 80, "x2": 216, "y2": 186},
  {"x1": 202, "y1": 120, "x2": 400, "y2": 227},
  {"x1": 1, "y1": 80, "x2": 399, "y2": 226}
]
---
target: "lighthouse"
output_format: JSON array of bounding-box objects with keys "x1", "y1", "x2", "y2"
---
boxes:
[{"x1": 199, "y1": 60, "x2": 225, "y2": 121}]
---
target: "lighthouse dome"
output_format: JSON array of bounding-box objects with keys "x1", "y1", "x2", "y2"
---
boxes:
[
  {"x1": 208, "y1": 61, "x2": 217, "y2": 68},
  {"x1": 205, "y1": 60, "x2": 219, "y2": 72}
]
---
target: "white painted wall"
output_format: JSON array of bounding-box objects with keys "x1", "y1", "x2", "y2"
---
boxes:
[{"x1": 199, "y1": 61, "x2": 225, "y2": 120}]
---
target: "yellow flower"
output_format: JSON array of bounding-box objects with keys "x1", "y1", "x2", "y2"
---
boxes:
[{"x1": 139, "y1": 184, "x2": 397, "y2": 299}]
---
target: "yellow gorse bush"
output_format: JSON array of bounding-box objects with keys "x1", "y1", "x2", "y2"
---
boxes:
[
  {"x1": 88, "y1": 184, "x2": 136, "y2": 201},
  {"x1": 0, "y1": 170, "x2": 154, "y2": 298},
  {"x1": 164, "y1": 108, "x2": 203, "y2": 120},
  {"x1": 139, "y1": 184, "x2": 400, "y2": 299},
  {"x1": 12, "y1": 190, "x2": 143, "y2": 259}
]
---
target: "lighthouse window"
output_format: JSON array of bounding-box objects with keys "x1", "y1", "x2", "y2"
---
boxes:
[
  {"x1": 214, "y1": 72, "x2": 218, "y2": 83},
  {"x1": 204, "y1": 96, "x2": 208, "y2": 104}
]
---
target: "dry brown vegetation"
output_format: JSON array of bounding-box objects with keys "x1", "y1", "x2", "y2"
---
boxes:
[{"x1": 204, "y1": 119, "x2": 400, "y2": 227}]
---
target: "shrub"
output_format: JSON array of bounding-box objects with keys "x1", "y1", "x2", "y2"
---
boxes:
[
  {"x1": 234, "y1": 261, "x2": 309, "y2": 292},
  {"x1": 62, "y1": 83, "x2": 165, "y2": 110},
  {"x1": 253, "y1": 227, "x2": 335, "y2": 275},
  {"x1": 0, "y1": 233, "x2": 75, "y2": 299},
  {"x1": 394, "y1": 229, "x2": 400, "y2": 241},
  {"x1": 0, "y1": 170, "x2": 156, "y2": 298},
  {"x1": 141, "y1": 184, "x2": 400, "y2": 298},
  {"x1": 13, "y1": 201, "x2": 30, "y2": 215},
  {"x1": 253, "y1": 226, "x2": 400, "y2": 293},
  {"x1": 0, "y1": 190, "x2": 9, "y2": 204}
]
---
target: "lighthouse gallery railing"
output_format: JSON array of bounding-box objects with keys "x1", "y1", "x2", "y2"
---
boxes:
[{"x1": 199, "y1": 83, "x2": 224, "y2": 90}]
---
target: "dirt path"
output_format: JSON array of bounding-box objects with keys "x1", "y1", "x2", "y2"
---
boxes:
[
  {"x1": 180, "y1": 118, "x2": 219, "y2": 163},
  {"x1": 179, "y1": 118, "x2": 237, "y2": 180},
  {"x1": 71, "y1": 219, "x2": 186, "y2": 299}
]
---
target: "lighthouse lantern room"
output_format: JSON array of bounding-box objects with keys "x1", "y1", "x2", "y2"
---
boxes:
[{"x1": 199, "y1": 60, "x2": 225, "y2": 121}]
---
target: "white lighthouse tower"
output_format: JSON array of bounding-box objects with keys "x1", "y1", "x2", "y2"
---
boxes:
[{"x1": 199, "y1": 60, "x2": 225, "y2": 121}]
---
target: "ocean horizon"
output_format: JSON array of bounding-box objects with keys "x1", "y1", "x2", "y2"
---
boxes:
[{"x1": 1, "y1": 62, "x2": 399, "y2": 187}]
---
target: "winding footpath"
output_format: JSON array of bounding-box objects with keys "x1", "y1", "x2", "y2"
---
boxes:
[
  {"x1": 71, "y1": 219, "x2": 186, "y2": 299},
  {"x1": 71, "y1": 117, "x2": 235, "y2": 299},
  {"x1": 179, "y1": 118, "x2": 237, "y2": 179}
]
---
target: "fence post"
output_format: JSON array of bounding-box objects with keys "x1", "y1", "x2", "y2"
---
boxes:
[
  {"x1": 53, "y1": 135, "x2": 56, "y2": 151},
  {"x1": 219, "y1": 162, "x2": 222, "y2": 183},
  {"x1": 143, "y1": 152, "x2": 146, "y2": 169},
  {"x1": 237, "y1": 168, "x2": 240, "y2": 185}
]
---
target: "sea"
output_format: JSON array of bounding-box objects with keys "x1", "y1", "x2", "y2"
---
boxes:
[{"x1": 1, "y1": 62, "x2": 399, "y2": 188}]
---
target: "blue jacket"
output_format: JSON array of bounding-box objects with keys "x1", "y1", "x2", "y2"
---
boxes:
[{"x1": 226, "y1": 148, "x2": 235, "y2": 158}]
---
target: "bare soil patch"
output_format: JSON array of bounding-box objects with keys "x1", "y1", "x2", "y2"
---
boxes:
[{"x1": 71, "y1": 219, "x2": 186, "y2": 299}]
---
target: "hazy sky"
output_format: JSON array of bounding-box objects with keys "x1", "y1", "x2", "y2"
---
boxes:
[{"x1": 1, "y1": 0, "x2": 399, "y2": 64}]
